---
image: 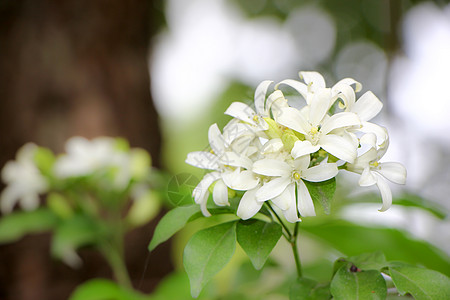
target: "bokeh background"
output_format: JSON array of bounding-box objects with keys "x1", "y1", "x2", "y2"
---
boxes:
[{"x1": 1, "y1": 0, "x2": 450, "y2": 299}]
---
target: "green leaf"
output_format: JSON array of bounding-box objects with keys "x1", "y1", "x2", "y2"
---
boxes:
[
  {"x1": 330, "y1": 264, "x2": 387, "y2": 300},
  {"x1": 289, "y1": 277, "x2": 331, "y2": 300},
  {"x1": 343, "y1": 251, "x2": 388, "y2": 272},
  {"x1": 184, "y1": 221, "x2": 237, "y2": 298},
  {"x1": 300, "y1": 219, "x2": 450, "y2": 276},
  {"x1": 393, "y1": 194, "x2": 447, "y2": 220},
  {"x1": 236, "y1": 219, "x2": 282, "y2": 270},
  {"x1": 126, "y1": 190, "x2": 160, "y2": 227},
  {"x1": 51, "y1": 215, "x2": 104, "y2": 266},
  {"x1": 389, "y1": 264, "x2": 450, "y2": 300},
  {"x1": 148, "y1": 205, "x2": 200, "y2": 251},
  {"x1": 33, "y1": 146, "x2": 56, "y2": 177},
  {"x1": 69, "y1": 279, "x2": 148, "y2": 300},
  {"x1": 304, "y1": 178, "x2": 336, "y2": 214},
  {"x1": 0, "y1": 208, "x2": 58, "y2": 243},
  {"x1": 47, "y1": 193, "x2": 73, "y2": 219}
]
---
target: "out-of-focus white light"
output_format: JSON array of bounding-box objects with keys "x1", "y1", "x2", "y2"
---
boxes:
[
  {"x1": 285, "y1": 6, "x2": 336, "y2": 68},
  {"x1": 390, "y1": 3, "x2": 450, "y2": 142},
  {"x1": 335, "y1": 41, "x2": 388, "y2": 98},
  {"x1": 151, "y1": 0, "x2": 238, "y2": 123},
  {"x1": 151, "y1": 0, "x2": 336, "y2": 124}
]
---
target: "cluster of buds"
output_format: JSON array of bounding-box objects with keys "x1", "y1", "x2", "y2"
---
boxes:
[{"x1": 186, "y1": 71, "x2": 406, "y2": 222}]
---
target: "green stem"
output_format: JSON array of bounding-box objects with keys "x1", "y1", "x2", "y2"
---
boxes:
[
  {"x1": 99, "y1": 208, "x2": 132, "y2": 289},
  {"x1": 265, "y1": 202, "x2": 292, "y2": 238},
  {"x1": 265, "y1": 202, "x2": 303, "y2": 278},
  {"x1": 291, "y1": 222, "x2": 302, "y2": 278},
  {"x1": 100, "y1": 243, "x2": 132, "y2": 288}
]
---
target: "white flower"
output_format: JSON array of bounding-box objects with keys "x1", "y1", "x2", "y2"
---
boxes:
[
  {"x1": 1, "y1": 143, "x2": 48, "y2": 213},
  {"x1": 252, "y1": 155, "x2": 338, "y2": 222},
  {"x1": 276, "y1": 90, "x2": 361, "y2": 163},
  {"x1": 54, "y1": 137, "x2": 132, "y2": 189},
  {"x1": 225, "y1": 80, "x2": 289, "y2": 132},
  {"x1": 186, "y1": 124, "x2": 259, "y2": 216},
  {"x1": 347, "y1": 146, "x2": 406, "y2": 211}
]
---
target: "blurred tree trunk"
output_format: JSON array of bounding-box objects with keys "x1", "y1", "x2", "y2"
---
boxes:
[{"x1": 0, "y1": 1, "x2": 169, "y2": 299}]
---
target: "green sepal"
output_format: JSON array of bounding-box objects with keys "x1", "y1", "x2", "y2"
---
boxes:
[{"x1": 264, "y1": 117, "x2": 283, "y2": 139}]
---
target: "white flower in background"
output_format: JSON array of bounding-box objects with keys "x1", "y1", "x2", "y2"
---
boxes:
[
  {"x1": 54, "y1": 137, "x2": 133, "y2": 189},
  {"x1": 253, "y1": 155, "x2": 338, "y2": 222},
  {"x1": 347, "y1": 144, "x2": 407, "y2": 211},
  {"x1": 1, "y1": 143, "x2": 48, "y2": 213}
]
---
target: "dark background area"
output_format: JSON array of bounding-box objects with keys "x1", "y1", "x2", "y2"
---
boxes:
[{"x1": 0, "y1": 1, "x2": 169, "y2": 299}]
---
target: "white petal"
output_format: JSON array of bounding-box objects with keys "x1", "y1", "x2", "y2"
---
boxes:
[
  {"x1": 254, "y1": 80, "x2": 273, "y2": 116},
  {"x1": 297, "y1": 180, "x2": 316, "y2": 217},
  {"x1": 213, "y1": 180, "x2": 229, "y2": 206},
  {"x1": 219, "y1": 152, "x2": 253, "y2": 169},
  {"x1": 300, "y1": 71, "x2": 326, "y2": 92},
  {"x1": 256, "y1": 177, "x2": 291, "y2": 201},
  {"x1": 237, "y1": 187, "x2": 264, "y2": 220},
  {"x1": 223, "y1": 119, "x2": 254, "y2": 145},
  {"x1": 265, "y1": 90, "x2": 286, "y2": 116},
  {"x1": 378, "y1": 162, "x2": 407, "y2": 185},
  {"x1": 271, "y1": 182, "x2": 295, "y2": 210},
  {"x1": 192, "y1": 172, "x2": 220, "y2": 204},
  {"x1": 262, "y1": 138, "x2": 284, "y2": 154},
  {"x1": 359, "y1": 122, "x2": 388, "y2": 148},
  {"x1": 302, "y1": 163, "x2": 338, "y2": 182},
  {"x1": 185, "y1": 151, "x2": 220, "y2": 170},
  {"x1": 353, "y1": 91, "x2": 383, "y2": 122},
  {"x1": 291, "y1": 141, "x2": 320, "y2": 159},
  {"x1": 360, "y1": 133, "x2": 377, "y2": 148},
  {"x1": 320, "y1": 134, "x2": 357, "y2": 163},
  {"x1": 225, "y1": 102, "x2": 257, "y2": 125},
  {"x1": 280, "y1": 183, "x2": 301, "y2": 223},
  {"x1": 309, "y1": 88, "x2": 332, "y2": 127},
  {"x1": 331, "y1": 83, "x2": 356, "y2": 110},
  {"x1": 374, "y1": 173, "x2": 392, "y2": 212},
  {"x1": 358, "y1": 167, "x2": 377, "y2": 186},
  {"x1": 253, "y1": 159, "x2": 292, "y2": 177},
  {"x1": 334, "y1": 78, "x2": 362, "y2": 92},
  {"x1": 353, "y1": 148, "x2": 378, "y2": 169},
  {"x1": 0, "y1": 187, "x2": 18, "y2": 213},
  {"x1": 21, "y1": 193, "x2": 40, "y2": 211},
  {"x1": 222, "y1": 169, "x2": 259, "y2": 191},
  {"x1": 276, "y1": 107, "x2": 311, "y2": 135},
  {"x1": 208, "y1": 124, "x2": 225, "y2": 157},
  {"x1": 276, "y1": 79, "x2": 308, "y2": 99},
  {"x1": 292, "y1": 155, "x2": 311, "y2": 171},
  {"x1": 320, "y1": 112, "x2": 361, "y2": 135}
]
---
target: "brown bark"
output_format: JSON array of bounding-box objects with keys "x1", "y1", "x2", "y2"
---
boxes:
[{"x1": 0, "y1": 1, "x2": 169, "y2": 299}]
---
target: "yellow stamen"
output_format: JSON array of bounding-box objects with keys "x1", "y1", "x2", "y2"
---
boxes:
[
  {"x1": 370, "y1": 161, "x2": 379, "y2": 168},
  {"x1": 310, "y1": 126, "x2": 319, "y2": 135},
  {"x1": 253, "y1": 115, "x2": 259, "y2": 122},
  {"x1": 293, "y1": 172, "x2": 301, "y2": 181}
]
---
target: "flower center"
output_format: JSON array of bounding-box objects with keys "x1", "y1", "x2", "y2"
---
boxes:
[
  {"x1": 370, "y1": 161, "x2": 379, "y2": 168},
  {"x1": 253, "y1": 115, "x2": 260, "y2": 123},
  {"x1": 310, "y1": 126, "x2": 319, "y2": 135},
  {"x1": 309, "y1": 126, "x2": 321, "y2": 145},
  {"x1": 293, "y1": 172, "x2": 301, "y2": 181}
]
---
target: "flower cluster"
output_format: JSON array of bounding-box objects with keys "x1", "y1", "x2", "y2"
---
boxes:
[
  {"x1": 186, "y1": 71, "x2": 406, "y2": 222},
  {"x1": 0, "y1": 137, "x2": 152, "y2": 214}
]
